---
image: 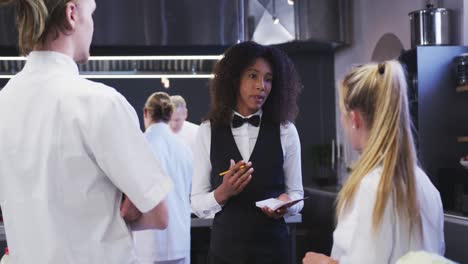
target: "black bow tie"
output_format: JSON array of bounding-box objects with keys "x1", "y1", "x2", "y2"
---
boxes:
[{"x1": 232, "y1": 115, "x2": 261, "y2": 128}]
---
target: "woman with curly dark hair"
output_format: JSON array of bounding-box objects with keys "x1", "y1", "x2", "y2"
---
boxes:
[{"x1": 191, "y1": 41, "x2": 304, "y2": 264}]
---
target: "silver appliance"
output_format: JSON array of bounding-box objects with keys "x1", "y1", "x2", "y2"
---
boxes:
[{"x1": 409, "y1": 4, "x2": 451, "y2": 48}]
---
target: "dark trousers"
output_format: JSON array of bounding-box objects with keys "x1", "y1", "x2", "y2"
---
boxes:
[{"x1": 208, "y1": 242, "x2": 289, "y2": 264}]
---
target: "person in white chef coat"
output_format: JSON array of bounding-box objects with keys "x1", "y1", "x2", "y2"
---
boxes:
[
  {"x1": 134, "y1": 92, "x2": 192, "y2": 264},
  {"x1": 169, "y1": 95, "x2": 199, "y2": 149},
  {"x1": 303, "y1": 60, "x2": 445, "y2": 264},
  {"x1": 0, "y1": 0, "x2": 173, "y2": 263}
]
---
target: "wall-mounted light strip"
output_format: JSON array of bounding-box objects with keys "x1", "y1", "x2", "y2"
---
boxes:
[
  {"x1": 0, "y1": 57, "x2": 26, "y2": 61},
  {"x1": 88, "y1": 55, "x2": 223, "y2": 61},
  {"x1": 0, "y1": 55, "x2": 223, "y2": 61},
  {"x1": 80, "y1": 74, "x2": 215, "y2": 79},
  {"x1": 0, "y1": 73, "x2": 214, "y2": 79},
  {"x1": 0, "y1": 55, "x2": 222, "y2": 79}
]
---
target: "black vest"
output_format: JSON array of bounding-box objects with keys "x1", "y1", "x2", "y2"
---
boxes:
[{"x1": 209, "y1": 118, "x2": 288, "y2": 264}]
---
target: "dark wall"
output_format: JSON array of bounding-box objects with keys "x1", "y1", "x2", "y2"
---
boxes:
[
  {"x1": 0, "y1": 46, "x2": 337, "y2": 182},
  {"x1": 285, "y1": 49, "x2": 336, "y2": 187},
  {"x1": 93, "y1": 78, "x2": 211, "y2": 131},
  {"x1": 0, "y1": 78, "x2": 210, "y2": 130}
]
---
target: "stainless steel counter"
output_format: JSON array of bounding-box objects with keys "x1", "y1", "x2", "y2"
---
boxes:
[
  {"x1": 191, "y1": 214, "x2": 302, "y2": 263},
  {"x1": 191, "y1": 213, "x2": 302, "y2": 228},
  {"x1": 0, "y1": 214, "x2": 302, "y2": 241}
]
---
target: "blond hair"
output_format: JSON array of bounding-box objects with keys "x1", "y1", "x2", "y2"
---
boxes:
[
  {"x1": 336, "y1": 60, "x2": 421, "y2": 235},
  {"x1": 145, "y1": 92, "x2": 174, "y2": 123},
  {"x1": 170, "y1": 95, "x2": 187, "y2": 109},
  {"x1": 0, "y1": 0, "x2": 73, "y2": 55}
]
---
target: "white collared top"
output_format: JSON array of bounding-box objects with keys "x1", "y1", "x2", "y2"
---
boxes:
[
  {"x1": 0, "y1": 51, "x2": 172, "y2": 264},
  {"x1": 173, "y1": 121, "x2": 199, "y2": 151},
  {"x1": 133, "y1": 123, "x2": 192, "y2": 262},
  {"x1": 331, "y1": 166, "x2": 445, "y2": 263},
  {"x1": 191, "y1": 109, "x2": 304, "y2": 218}
]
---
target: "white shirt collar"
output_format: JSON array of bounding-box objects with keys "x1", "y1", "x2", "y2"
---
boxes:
[
  {"x1": 233, "y1": 109, "x2": 263, "y2": 119},
  {"x1": 145, "y1": 122, "x2": 171, "y2": 134},
  {"x1": 23, "y1": 51, "x2": 79, "y2": 76}
]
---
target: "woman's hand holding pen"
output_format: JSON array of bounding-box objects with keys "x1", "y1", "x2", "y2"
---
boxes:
[
  {"x1": 261, "y1": 193, "x2": 290, "y2": 219},
  {"x1": 214, "y1": 159, "x2": 253, "y2": 205}
]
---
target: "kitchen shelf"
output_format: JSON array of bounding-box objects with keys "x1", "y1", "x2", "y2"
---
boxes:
[
  {"x1": 456, "y1": 85, "x2": 468, "y2": 92},
  {"x1": 457, "y1": 136, "x2": 468, "y2": 142}
]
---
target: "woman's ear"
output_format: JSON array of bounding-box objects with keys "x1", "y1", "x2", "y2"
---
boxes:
[{"x1": 349, "y1": 110, "x2": 364, "y2": 130}]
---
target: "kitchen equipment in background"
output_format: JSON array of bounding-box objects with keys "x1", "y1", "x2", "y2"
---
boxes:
[
  {"x1": 0, "y1": 55, "x2": 221, "y2": 79},
  {"x1": 453, "y1": 54, "x2": 468, "y2": 91},
  {"x1": 409, "y1": 4, "x2": 451, "y2": 48},
  {"x1": 460, "y1": 156, "x2": 468, "y2": 170}
]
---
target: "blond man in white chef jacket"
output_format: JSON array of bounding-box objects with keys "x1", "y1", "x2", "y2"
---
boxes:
[
  {"x1": 169, "y1": 95, "x2": 199, "y2": 149},
  {"x1": 133, "y1": 92, "x2": 192, "y2": 264},
  {"x1": 0, "y1": 0, "x2": 173, "y2": 263}
]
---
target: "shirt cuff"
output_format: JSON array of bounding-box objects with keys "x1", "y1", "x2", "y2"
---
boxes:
[
  {"x1": 286, "y1": 192, "x2": 304, "y2": 215},
  {"x1": 136, "y1": 178, "x2": 173, "y2": 213},
  {"x1": 195, "y1": 191, "x2": 223, "y2": 218}
]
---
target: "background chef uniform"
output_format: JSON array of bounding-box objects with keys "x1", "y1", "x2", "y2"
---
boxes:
[
  {"x1": 133, "y1": 122, "x2": 193, "y2": 264},
  {"x1": 0, "y1": 51, "x2": 173, "y2": 264},
  {"x1": 169, "y1": 95, "x2": 199, "y2": 150},
  {"x1": 174, "y1": 120, "x2": 198, "y2": 150},
  {"x1": 191, "y1": 109, "x2": 304, "y2": 264}
]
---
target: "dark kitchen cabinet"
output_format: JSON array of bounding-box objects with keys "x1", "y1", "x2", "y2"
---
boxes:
[{"x1": 400, "y1": 46, "x2": 468, "y2": 214}]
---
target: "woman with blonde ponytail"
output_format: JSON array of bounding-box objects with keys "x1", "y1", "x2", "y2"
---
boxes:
[
  {"x1": 0, "y1": 0, "x2": 173, "y2": 263},
  {"x1": 303, "y1": 60, "x2": 444, "y2": 264}
]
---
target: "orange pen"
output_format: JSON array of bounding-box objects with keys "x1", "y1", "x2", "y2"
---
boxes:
[{"x1": 218, "y1": 165, "x2": 246, "y2": 176}]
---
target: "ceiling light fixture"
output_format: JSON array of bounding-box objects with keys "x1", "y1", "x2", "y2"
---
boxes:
[
  {"x1": 161, "y1": 77, "x2": 170, "y2": 89},
  {"x1": 287, "y1": 0, "x2": 294, "y2": 5},
  {"x1": 273, "y1": 16, "x2": 280, "y2": 24},
  {"x1": 0, "y1": 74, "x2": 215, "y2": 79},
  {"x1": 272, "y1": 0, "x2": 280, "y2": 24},
  {"x1": 0, "y1": 55, "x2": 223, "y2": 61}
]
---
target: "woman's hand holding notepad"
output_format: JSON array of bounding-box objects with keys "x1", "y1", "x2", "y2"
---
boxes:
[{"x1": 256, "y1": 197, "x2": 309, "y2": 211}]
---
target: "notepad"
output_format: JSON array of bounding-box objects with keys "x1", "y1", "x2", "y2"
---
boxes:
[{"x1": 255, "y1": 197, "x2": 308, "y2": 211}]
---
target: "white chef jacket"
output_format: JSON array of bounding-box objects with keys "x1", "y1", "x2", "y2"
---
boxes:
[
  {"x1": 173, "y1": 121, "x2": 199, "y2": 151},
  {"x1": 191, "y1": 110, "x2": 304, "y2": 218},
  {"x1": 331, "y1": 166, "x2": 445, "y2": 264},
  {"x1": 0, "y1": 51, "x2": 173, "y2": 264},
  {"x1": 133, "y1": 123, "x2": 192, "y2": 262}
]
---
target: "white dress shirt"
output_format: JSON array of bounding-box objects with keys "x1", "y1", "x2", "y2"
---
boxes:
[
  {"x1": 133, "y1": 123, "x2": 192, "y2": 263},
  {"x1": 331, "y1": 166, "x2": 445, "y2": 264},
  {"x1": 173, "y1": 121, "x2": 199, "y2": 151},
  {"x1": 0, "y1": 51, "x2": 173, "y2": 264},
  {"x1": 191, "y1": 110, "x2": 304, "y2": 218}
]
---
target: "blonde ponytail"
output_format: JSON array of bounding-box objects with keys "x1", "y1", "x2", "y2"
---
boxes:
[
  {"x1": 337, "y1": 60, "x2": 421, "y2": 236},
  {"x1": 1, "y1": 0, "x2": 73, "y2": 55}
]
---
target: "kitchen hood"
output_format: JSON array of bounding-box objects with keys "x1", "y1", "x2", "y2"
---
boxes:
[
  {"x1": 0, "y1": 0, "x2": 240, "y2": 78},
  {"x1": 0, "y1": 0, "x2": 350, "y2": 52},
  {"x1": 0, "y1": 0, "x2": 350, "y2": 77},
  {"x1": 0, "y1": 0, "x2": 245, "y2": 55},
  {"x1": 247, "y1": 0, "x2": 351, "y2": 48}
]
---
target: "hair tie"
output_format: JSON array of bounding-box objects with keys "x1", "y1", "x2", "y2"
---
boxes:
[{"x1": 378, "y1": 63, "x2": 385, "y2": 75}]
